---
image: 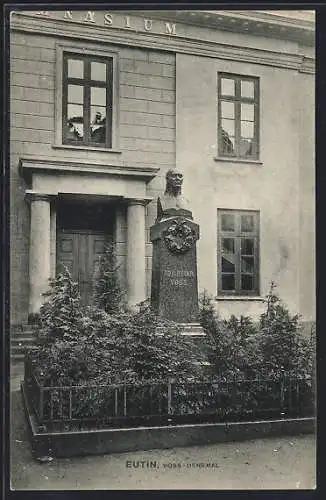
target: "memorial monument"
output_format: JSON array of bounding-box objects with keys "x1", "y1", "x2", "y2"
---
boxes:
[{"x1": 150, "y1": 169, "x2": 205, "y2": 337}]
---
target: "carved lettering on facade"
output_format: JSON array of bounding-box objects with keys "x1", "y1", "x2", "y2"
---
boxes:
[
  {"x1": 84, "y1": 11, "x2": 96, "y2": 23},
  {"x1": 165, "y1": 22, "x2": 176, "y2": 35},
  {"x1": 28, "y1": 11, "x2": 177, "y2": 35},
  {"x1": 104, "y1": 13, "x2": 113, "y2": 25},
  {"x1": 144, "y1": 19, "x2": 153, "y2": 31}
]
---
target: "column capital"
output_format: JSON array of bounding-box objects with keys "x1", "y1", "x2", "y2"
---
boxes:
[
  {"x1": 25, "y1": 190, "x2": 54, "y2": 203},
  {"x1": 125, "y1": 197, "x2": 152, "y2": 207}
]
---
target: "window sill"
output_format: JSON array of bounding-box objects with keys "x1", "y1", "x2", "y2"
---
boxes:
[
  {"x1": 214, "y1": 157, "x2": 263, "y2": 166},
  {"x1": 52, "y1": 143, "x2": 122, "y2": 154},
  {"x1": 215, "y1": 296, "x2": 265, "y2": 302}
]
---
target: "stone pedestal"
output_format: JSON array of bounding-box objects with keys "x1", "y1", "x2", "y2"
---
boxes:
[{"x1": 150, "y1": 215, "x2": 202, "y2": 327}]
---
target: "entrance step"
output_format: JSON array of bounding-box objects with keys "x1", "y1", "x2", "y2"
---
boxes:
[{"x1": 11, "y1": 324, "x2": 38, "y2": 361}]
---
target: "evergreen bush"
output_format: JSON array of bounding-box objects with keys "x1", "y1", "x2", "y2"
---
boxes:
[
  {"x1": 29, "y1": 267, "x2": 205, "y2": 388},
  {"x1": 27, "y1": 271, "x2": 315, "y2": 424},
  {"x1": 92, "y1": 241, "x2": 124, "y2": 314},
  {"x1": 259, "y1": 282, "x2": 314, "y2": 378},
  {"x1": 199, "y1": 283, "x2": 314, "y2": 380},
  {"x1": 36, "y1": 265, "x2": 82, "y2": 344}
]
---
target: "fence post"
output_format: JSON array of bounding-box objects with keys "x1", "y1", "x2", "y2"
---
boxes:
[
  {"x1": 280, "y1": 370, "x2": 285, "y2": 416},
  {"x1": 114, "y1": 388, "x2": 118, "y2": 417},
  {"x1": 39, "y1": 387, "x2": 44, "y2": 421},
  {"x1": 167, "y1": 379, "x2": 172, "y2": 415},
  {"x1": 123, "y1": 386, "x2": 127, "y2": 417},
  {"x1": 69, "y1": 389, "x2": 73, "y2": 419}
]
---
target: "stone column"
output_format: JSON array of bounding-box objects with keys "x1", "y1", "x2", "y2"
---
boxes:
[
  {"x1": 114, "y1": 204, "x2": 127, "y2": 292},
  {"x1": 50, "y1": 201, "x2": 57, "y2": 278},
  {"x1": 126, "y1": 199, "x2": 147, "y2": 308},
  {"x1": 27, "y1": 193, "x2": 51, "y2": 317}
]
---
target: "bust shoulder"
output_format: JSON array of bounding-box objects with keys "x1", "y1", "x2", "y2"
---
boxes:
[{"x1": 157, "y1": 195, "x2": 192, "y2": 221}]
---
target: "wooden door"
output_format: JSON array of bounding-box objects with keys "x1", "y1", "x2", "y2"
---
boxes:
[{"x1": 56, "y1": 230, "x2": 106, "y2": 306}]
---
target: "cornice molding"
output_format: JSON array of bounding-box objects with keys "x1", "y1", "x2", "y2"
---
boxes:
[
  {"x1": 11, "y1": 14, "x2": 315, "y2": 74},
  {"x1": 136, "y1": 9, "x2": 315, "y2": 45},
  {"x1": 299, "y1": 56, "x2": 316, "y2": 74},
  {"x1": 19, "y1": 156, "x2": 160, "y2": 184}
]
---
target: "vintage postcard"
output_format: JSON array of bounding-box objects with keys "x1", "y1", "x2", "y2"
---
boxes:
[{"x1": 8, "y1": 7, "x2": 316, "y2": 491}]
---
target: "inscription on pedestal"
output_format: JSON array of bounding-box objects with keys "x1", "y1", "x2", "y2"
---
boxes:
[{"x1": 164, "y1": 269, "x2": 194, "y2": 287}]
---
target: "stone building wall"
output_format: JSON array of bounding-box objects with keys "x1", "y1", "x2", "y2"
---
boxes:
[{"x1": 10, "y1": 30, "x2": 176, "y2": 323}]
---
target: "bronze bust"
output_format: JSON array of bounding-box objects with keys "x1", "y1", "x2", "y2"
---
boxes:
[{"x1": 157, "y1": 169, "x2": 192, "y2": 221}]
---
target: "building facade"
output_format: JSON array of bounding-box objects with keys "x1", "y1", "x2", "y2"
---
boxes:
[{"x1": 10, "y1": 10, "x2": 315, "y2": 331}]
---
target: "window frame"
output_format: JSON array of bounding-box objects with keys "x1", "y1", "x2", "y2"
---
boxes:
[
  {"x1": 217, "y1": 73, "x2": 260, "y2": 160},
  {"x1": 54, "y1": 42, "x2": 120, "y2": 151},
  {"x1": 217, "y1": 209, "x2": 260, "y2": 297}
]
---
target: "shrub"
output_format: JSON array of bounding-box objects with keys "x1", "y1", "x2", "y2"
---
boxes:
[
  {"x1": 29, "y1": 269, "x2": 206, "y2": 388},
  {"x1": 199, "y1": 284, "x2": 314, "y2": 380},
  {"x1": 36, "y1": 265, "x2": 83, "y2": 344},
  {"x1": 259, "y1": 282, "x2": 314, "y2": 378},
  {"x1": 92, "y1": 241, "x2": 124, "y2": 314},
  {"x1": 199, "y1": 291, "x2": 261, "y2": 379}
]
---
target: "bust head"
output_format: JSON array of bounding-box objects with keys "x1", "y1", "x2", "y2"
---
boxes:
[{"x1": 165, "y1": 169, "x2": 184, "y2": 197}]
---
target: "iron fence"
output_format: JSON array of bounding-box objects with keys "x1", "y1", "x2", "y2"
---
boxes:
[{"x1": 23, "y1": 356, "x2": 314, "y2": 429}]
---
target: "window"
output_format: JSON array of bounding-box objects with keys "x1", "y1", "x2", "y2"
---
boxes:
[
  {"x1": 62, "y1": 52, "x2": 113, "y2": 148},
  {"x1": 217, "y1": 209, "x2": 260, "y2": 295},
  {"x1": 218, "y1": 74, "x2": 259, "y2": 159}
]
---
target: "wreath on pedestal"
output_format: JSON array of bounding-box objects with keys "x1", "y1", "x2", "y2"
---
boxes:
[{"x1": 164, "y1": 219, "x2": 196, "y2": 254}]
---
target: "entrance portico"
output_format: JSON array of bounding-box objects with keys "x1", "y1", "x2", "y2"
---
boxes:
[{"x1": 20, "y1": 157, "x2": 158, "y2": 316}]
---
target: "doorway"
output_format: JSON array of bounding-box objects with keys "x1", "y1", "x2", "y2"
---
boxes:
[{"x1": 56, "y1": 198, "x2": 115, "y2": 306}]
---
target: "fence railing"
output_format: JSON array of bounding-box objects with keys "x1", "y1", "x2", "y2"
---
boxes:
[{"x1": 24, "y1": 357, "x2": 314, "y2": 428}]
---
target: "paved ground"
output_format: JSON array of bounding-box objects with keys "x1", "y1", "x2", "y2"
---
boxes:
[{"x1": 10, "y1": 363, "x2": 317, "y2": 490}]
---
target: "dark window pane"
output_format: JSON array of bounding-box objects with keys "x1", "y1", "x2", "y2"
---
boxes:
[
  {"x1": 221, "y1": 78, "x2": 235, "y2": 96},
  {"x1": 67, "y1": 104, "x2": 84, "y2": 140},
  {"x1": 221, "y1": 118, "x2": 234, "y2": 137},
  {"x1": 90, "y1": 106, "x2": 106, "y2": 143},
  {"x1": 221, "y1": 101, "x2": 235, "y2": 119},
  {"x1": 66, "y1": 122, "x2": 83, "y2": 141},
  {"x1": 68, "y1": 84, "x2": 84, "y2": 104},
  {"x1": 91, "y1": 87, "x2": 106, "y2": 107},
  {"x1": 221, "y1": 214, "x2": 235, "y2": 231},
  {"x1": 241, "y1": 215, "x2": 254, "y2": 232},
  {"x1": 220, "y1": 129, "x2": 234, "y2": 154},
  {"x1": 241, "y1": 256, "x2": 254, "y2": 273},
  {"x1": 241, "y1": 274, "x2": 254, "y2": 291},
  {"x1": 222, "y1": 238, "x2": 235, "y2": 253},
  {"x1": 239, "y1": 138, "x2": 253, "y2": 156},
  {"x1": 91, "y1": 61, "x2": 107, "y2": 82},
  {"x1": 241, "y1": 238, "x2": 254, "y2": 255},
  {"x1": 241, "y1": 80, "x2": 254, "y2": 98},
  {"x1": 222, "y1": 255, "x2": 235, "y2": 272},
  {"x1": 67, "y1": 59, "x2": 84, "y2": 79},
  {"x1": 222, "y1": 274, "x2": 235, "y2": 290}
]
